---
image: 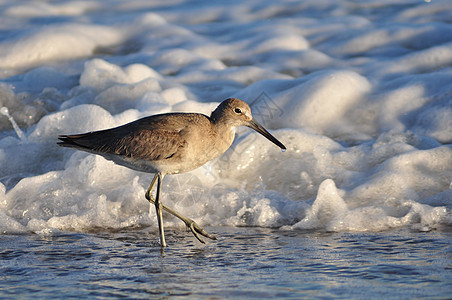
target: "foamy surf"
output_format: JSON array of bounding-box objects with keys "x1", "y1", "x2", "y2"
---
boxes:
[{"x1": 0, "y1": 0, "x2": 451, "y2": 236}]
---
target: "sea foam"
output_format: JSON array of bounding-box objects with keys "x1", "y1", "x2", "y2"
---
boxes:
[{"x1": 0, "y1": 0, "x2": 450, "y2": 235}]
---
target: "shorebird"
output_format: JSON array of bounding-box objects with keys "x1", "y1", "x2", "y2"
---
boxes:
[{"x1": 58, "y1": 98, "x2": 286, "y2": 247}]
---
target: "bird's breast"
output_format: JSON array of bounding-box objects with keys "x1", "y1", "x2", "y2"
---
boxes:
[{"x1": 182, "y1": 124, "x2": 235, "y2": 169}]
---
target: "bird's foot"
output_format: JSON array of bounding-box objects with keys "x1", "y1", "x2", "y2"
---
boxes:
[
  {"x1": 146, "y1": 191, "x2": 216, "y2": 244},
  {"x1": 185, "y1": 220, "x2": 217, "y2": 244}
]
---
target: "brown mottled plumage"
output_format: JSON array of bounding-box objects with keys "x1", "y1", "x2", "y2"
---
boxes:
[{"x1": 58, "y1": 98, "x2": 286, "y2": 247}]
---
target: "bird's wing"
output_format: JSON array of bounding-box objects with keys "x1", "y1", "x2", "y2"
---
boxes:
[
  {"x1": 107, "y1": 128, "x2": 185, "y2": 161},
  {"x1": 58, "y1": 114, "x2": 194, "y2": 162}
]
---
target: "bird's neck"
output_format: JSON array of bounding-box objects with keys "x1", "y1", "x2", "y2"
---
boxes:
[
  {"x1": 210, "y1": 108, "x2": 222, "y2": 124},
  {"x1": 208, "y1": 116, "x2": 235, "y2": 155}
]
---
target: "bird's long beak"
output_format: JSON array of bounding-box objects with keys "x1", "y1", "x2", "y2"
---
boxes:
[{"x1": 247, "y1": 119, "x2": 286, "y2": 151}]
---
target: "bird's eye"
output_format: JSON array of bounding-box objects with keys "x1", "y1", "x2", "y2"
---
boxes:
[{"x1": 234, "y1": 108, "x2": 242, "y2": 114}]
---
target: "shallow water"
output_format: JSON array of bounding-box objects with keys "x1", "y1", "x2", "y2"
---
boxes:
[
  {"x1": 1, "y1": 0, "x2": 451, "y2": 235},
  {"x1": 1, "y1": 227, "x2": 450, "y2": 299}
]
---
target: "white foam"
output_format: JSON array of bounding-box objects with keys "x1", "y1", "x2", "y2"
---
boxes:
[
  {"x1": 0, "y1": 0, "x2": 450, "y2": 235},
  {"x1": 0, "y1": 25, "x2": 122, "y2": 70},
  {"x1": 1, "y1": 107, "x2": 26, "y2": 141}
]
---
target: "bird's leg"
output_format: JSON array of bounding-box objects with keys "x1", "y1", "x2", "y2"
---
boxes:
[
  {"x1": 145, "y1": 173, "x2": 167, "y2": 247},
  {"x1": 145, "y1": 176, "x2": 216, "y2": 244},
  {"x1": 145, "y1": 174, "x2": 158, "y2": 202},
  {"x1": 155, "y1": 173, "x2": 167, "y2": 247}
]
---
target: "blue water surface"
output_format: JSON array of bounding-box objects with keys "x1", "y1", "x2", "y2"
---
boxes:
[{"x1": 1, "y1": 227, "x2": 450, "y2": 299}]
